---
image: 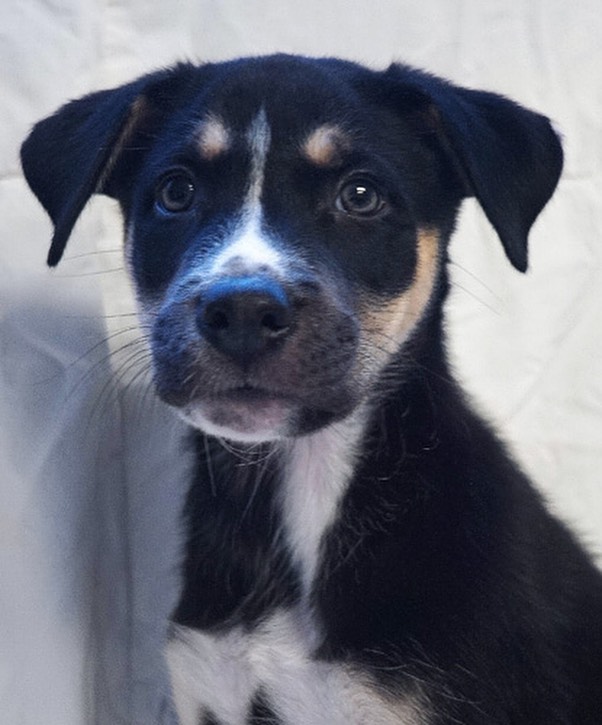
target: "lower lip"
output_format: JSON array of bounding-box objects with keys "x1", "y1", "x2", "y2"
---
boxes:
[
  {"x1": 183, "y1": 388, "x2": 295, "y2": 441},
  {"x1": 218, "y1": 387, "x2": 289, "y2": 403}
]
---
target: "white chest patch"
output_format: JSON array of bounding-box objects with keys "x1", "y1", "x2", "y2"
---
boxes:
[
  {"x1": 279, "y1": 413, "x2": 367, "y2": 598},
  {"x1": 167, "y1": 413, "x2": 430, "y2": 724},
  {"x1": 167, "y1": 609, "x2": 428, "y2": 725}
]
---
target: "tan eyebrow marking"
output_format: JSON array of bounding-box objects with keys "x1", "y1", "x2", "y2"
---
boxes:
[
  {"x1": 301, "y1": 124, "x2": 350, "y2": 167},
  {"x1": 197, "y1": 116, "x2": 231, "y2": 160}
]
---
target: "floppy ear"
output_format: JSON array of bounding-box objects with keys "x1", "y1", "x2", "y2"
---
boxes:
[
  {"x1": 381, "y1": 66, "x2": 564, "y2": 272},
  {"x1": 20, "y1": 64, "x2": 199, "y2": 266}
]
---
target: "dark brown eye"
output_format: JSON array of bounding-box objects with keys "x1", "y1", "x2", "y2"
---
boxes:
[
  {"x1": 336, "y1": 179, "x2": 384, "y2": 216},
  {"x1": 155, "y1": 172, "x2": 196, "y2": 214}
]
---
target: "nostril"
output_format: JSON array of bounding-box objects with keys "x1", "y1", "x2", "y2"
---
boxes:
[
  {"x1": 204, "y1": 305, "x2": 230, "y2": 332},
  {"x1": 260, "y1": 307, "x2": 291, "y2": 336}
]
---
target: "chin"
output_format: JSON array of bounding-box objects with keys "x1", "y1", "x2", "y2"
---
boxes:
[
  {"x1": 177, "y1": 391, "x2": 296, "y2": 443},
  {"x1": 175, "y1": 388, "x2": 353, "y2": 443}
]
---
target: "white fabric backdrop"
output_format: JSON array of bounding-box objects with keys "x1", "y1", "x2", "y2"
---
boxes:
[{"x1": 1, "y1": 1, "x2": 601, "y2": 722}]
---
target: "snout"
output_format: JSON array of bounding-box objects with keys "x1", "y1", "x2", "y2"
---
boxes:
[
  {"x1": 196, "y1": 276, "x2": 293, "y2": 365},
  {"x1": 149, "y1": 267, "x2": 361, "y2": 441}
]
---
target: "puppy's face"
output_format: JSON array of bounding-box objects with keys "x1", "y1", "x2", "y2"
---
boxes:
[
  {"x1": 21, "y1": 56, "x2": 562, "y2": 443},
  {"x1": 124, "y1": 62, "x2": 453, "y2": 442}
]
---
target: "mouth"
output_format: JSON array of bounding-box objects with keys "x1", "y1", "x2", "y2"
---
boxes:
[
  {"x1": 218, "y1": 385, "x2": 289, "y2": 402},
  {"x1": 179, "y1": 385, "x2": 298, "y2": 442}
]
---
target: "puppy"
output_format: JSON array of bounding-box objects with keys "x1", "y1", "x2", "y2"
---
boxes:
[{"x1": 21, "y1": 54, "x2": 602, "y2": 724}]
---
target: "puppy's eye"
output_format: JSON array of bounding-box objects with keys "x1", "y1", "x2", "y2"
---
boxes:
[
  {"x1": 155, "y1": 172, "x2": 197, "y2": 214},
  {"x1": 336, "y1": 179, "x2": 384, "y2": 217}
]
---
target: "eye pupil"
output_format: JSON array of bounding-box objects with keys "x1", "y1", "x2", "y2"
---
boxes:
[
  {"x1": 348, "y1": 185, "x2": 370, "y2": 206},
  {"x1": 156, "y1": 173, "x2": 196, "y2": 213},
  {"x1": 337, "y1": 180, "x2": 383, "y2": 216}
]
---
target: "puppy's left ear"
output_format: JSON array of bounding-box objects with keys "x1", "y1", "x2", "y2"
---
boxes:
[
  {"x1": 21, "y1": 65, "x2": 199, "y2": 266},
  {"x1": 380, "y1": 66, "x2": 564, "y2": 272}
]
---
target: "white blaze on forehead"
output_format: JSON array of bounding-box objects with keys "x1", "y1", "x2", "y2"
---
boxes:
[
  {"x1": 209, "y1": 211, "x2": 283, "y2": 277},
  {"x1": 245, "y1": 107, "x2": 271, "y2": 208},
  {"x1": 209, "y1": 109, "x2": 282, "y2": 277}
]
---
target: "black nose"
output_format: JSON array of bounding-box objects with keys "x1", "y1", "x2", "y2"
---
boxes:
[{"x1": 196, "y1": 277, "x2": 293, "y2": 363}]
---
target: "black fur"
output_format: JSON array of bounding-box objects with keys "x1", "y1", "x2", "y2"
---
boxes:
[
  {"x1": 173, "y1": 438, "x2": 298, "y2": 630},
  {"x1": 21, "y1": 55, "x2": 602, "y2": 723},
  {"x1": 317, "y1": 338, "x2": 602, "y2": 721}
]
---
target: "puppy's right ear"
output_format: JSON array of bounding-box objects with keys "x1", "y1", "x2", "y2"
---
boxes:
[{"x1": 21, "y1": 65, "x2": 199, "y2": 266}]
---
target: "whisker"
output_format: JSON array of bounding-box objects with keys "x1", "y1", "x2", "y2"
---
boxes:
[
  {"x1": 203, "y1": 435, "x2": 217, "y2": 498},
  {"x1": 62, "y1": 312, "x2": 140, "y2": 320},
  {"x1": 449, "y1": 260, "x2": 502, "y2": 301},
  {"x1": 83, "y1": 350, "x2": 153, "y2": 433},
  {"x1": 62, "y1": 248, "x2": 122, "y2": 261},
  {"x1": 53, "y1": 267, "x2": 125, "y2": 278},
  {"x1": 65, "y1": 336, "x2": 148, "y2": 401},
  {"x1": 449, "y1": 280, "x2": 501, "y2": 316}
]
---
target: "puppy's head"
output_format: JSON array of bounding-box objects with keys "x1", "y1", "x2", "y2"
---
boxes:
[{"x1": 21, "y1": 55, "x2": 563, "y2": 442}]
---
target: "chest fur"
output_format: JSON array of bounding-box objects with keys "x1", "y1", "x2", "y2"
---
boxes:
[
  {"x1": 166, "y1": 609, "x2": 427, "y2": 725},
  {"x1": 168, "y1": 417, "x2": 429, "y2": 723}
]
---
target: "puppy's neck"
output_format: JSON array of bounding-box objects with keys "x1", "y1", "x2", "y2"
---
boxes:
[{"x1": 278, "y1": 408, "x2": 369, "y2": 601}]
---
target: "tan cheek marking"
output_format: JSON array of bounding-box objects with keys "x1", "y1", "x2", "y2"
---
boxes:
[
  {"x1": 362, "y1": 228, "x2": 440, "y2": 358},
  {"x1": 197, "y1": 116, "x2": 230, "y2": 160},
  {"x1": 302, "y1": 125, "x2": 349, "y2": 166}
]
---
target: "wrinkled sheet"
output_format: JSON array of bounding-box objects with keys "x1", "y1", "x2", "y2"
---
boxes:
[{"x1": 1, "y1": 1, "x2": 601, "y2": 722}]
